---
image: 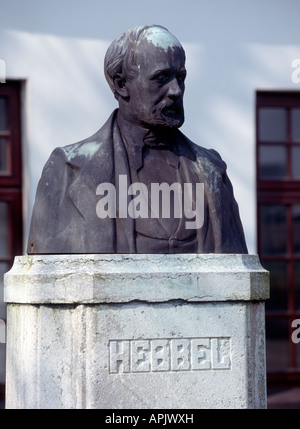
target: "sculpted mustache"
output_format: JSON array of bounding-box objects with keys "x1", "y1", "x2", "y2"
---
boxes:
[
  {"x1": 162, "y1": 106, "x2": 183, "y2": 115},
  {"x1": 145, "y1": 103, "x2": 183, "y2": 117},
  {"x1": 161, "y1": 102, "x2": 183, "y2": 112},
  {"x1": 137, "y1": 104, "x2": 184, "y2": 125}
]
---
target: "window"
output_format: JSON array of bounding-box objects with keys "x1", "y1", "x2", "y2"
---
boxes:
[
  {"x1": 0, "y1": 81, "x2": 23, "y2": 405},
  {"x1": 257, "y1": 91, "x2": 300, "y2": 386}
]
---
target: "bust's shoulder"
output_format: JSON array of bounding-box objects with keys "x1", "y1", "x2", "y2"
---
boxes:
[
  {"x1": 56, "y1": 111, "x2": 117, "y2": 166},
  {"x1": 61, "y1": 136, "x2": 103, "y2": 164},
  {"x1": 178, "y1": 131, "x2": 227, "y2": 171}
]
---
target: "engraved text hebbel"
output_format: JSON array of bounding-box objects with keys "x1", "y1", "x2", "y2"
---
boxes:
[{"x1": 109, "y1": 337, "x2": 231, "y2": 374}]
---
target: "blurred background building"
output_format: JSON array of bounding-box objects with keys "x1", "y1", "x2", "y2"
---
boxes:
[{"x1": 0, "y1": 0, "x2": 300, "y2": 408}]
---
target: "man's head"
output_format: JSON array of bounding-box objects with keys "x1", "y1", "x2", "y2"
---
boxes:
[{"x1": 104, "y1": 25, "x2": 186, "y2": 129}]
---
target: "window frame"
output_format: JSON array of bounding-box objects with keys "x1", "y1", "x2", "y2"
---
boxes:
[
  {"x1": 0, "y1": 81, "x2": 22, "y2": 187},
  {"x1": 0, "y1": 81, "x2": 23, "y2": 405},
  {"x1": 256, "y1": 91, "x2": 300, "y2": 190},
  {"x1": 256, "y1": 90, "x2": 300, "y2": 387}
]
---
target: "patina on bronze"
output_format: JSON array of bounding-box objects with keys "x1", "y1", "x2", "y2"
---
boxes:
[{"x1": 27, "y1": 25, "x2": 248, "y2": 254}]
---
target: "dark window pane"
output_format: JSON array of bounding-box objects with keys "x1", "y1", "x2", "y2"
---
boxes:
[
  {"x1": 0, "y1": 138, "x2": 9, "y2": 173},
  {"x1": 0, "y1": 97, "x2": 7, "y2": 131},
  {"x1": 293, "y1": 205, "x2": 300, "y2": 254},
  {"x1": 266, "y1": 319, "x2": 290, "y2": 371},
  {"x1": 263, "y1": 260, "x2": 288, "y2": 311},
  {"x1": 259, "y1": 205, "x2": 287, "y2": 255},
  {"x1": 0, "y1": 201, "x2": 9, "y2": 258},
  {"x1": 292, "y1": 146, "x2": 300, "y2": 178},
  {"x1": 259, "y1": 145, "x2": 287, "y2": 179},
  {"x1": 259, "y1": 108, "x2": 287, "y2": 142},
  {"x1": 292, "y1": 108, "x2": 300, "y2": 142}
]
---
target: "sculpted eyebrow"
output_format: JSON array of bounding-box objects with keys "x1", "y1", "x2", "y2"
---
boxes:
[{"x1": 150, "y1": 68, "x2": 186, "y2": 80}]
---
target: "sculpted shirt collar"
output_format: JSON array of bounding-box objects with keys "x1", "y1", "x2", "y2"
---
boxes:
[{"x1": 116, "y1": 114, "x2": 179, "y2": 171}]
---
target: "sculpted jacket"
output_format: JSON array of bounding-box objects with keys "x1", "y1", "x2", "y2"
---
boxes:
[{"x1": 27, "y1": 110, "x2": 248, "y2": 254}]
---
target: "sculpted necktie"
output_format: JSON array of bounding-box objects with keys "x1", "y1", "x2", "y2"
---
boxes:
[{"x1": 143, "y1": 129, "x2": 172, "y2": 150}]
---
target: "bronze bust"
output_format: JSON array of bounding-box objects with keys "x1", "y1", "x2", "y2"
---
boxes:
[{"x1": 27, "y1": 25, "x2": 248, "y2": 254}]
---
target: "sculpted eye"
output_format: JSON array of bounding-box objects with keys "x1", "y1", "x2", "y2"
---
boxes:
[
  {"x1": 155, "y1": 72, "x2": 171, "y2": 83},
  {"x1": 152, "y1": 70, "x2": 186, "y2": 85}
]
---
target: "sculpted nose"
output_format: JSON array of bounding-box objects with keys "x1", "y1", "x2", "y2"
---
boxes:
[{"x1": 168, "y1": 78, "x2": 183, "y2": 100}]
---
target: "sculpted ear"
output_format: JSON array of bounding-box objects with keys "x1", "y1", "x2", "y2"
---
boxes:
[{"x1": 113, "y1": 74, "x2": 130, "y2": 98}]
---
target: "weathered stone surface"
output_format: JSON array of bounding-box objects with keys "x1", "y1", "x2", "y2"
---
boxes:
[
  {"x1": 4, "y1": 254, "x2": 269, "y2": 409},
  {"x1": 4, "y1": 253, "x2": 269, "y2": 304}
]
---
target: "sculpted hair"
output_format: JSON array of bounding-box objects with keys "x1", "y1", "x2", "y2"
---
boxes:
[{"x1": 104, "y1": 25, "x2": 169, "y2": 100}]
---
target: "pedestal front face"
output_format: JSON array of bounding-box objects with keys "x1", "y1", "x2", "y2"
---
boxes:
[{"x1": 4, "y1": 254, "x2": 269, "y2": 409}]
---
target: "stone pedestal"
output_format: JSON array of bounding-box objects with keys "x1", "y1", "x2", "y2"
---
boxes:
[{"x1": 4, "y1": 254, "x2": 269, "y2": 409}]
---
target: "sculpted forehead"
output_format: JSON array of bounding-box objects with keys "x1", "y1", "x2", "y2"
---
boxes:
[
  {"x1": 135, "y1": 28, "x2": 185, "y2": 71},
  {"x1": 141, "y1": 27, "x2": 182, "y2": 52}
]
